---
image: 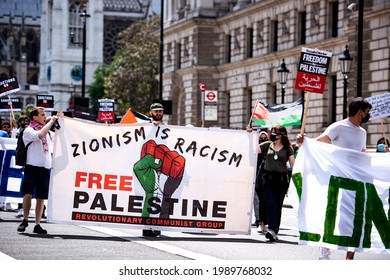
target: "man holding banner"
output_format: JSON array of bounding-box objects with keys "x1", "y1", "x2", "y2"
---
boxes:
[
  {"x1": 17, "y1": 107, "x2": 63, "y2": 234},
  {"x1": 139, "y1": 102, "x2": 165, "y2": 238},
  {"x1": 296, "y1": 97, "x2": 373, "y2": 260}
]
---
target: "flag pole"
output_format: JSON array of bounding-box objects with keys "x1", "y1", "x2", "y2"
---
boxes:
[
  {"x1": 248, "y1": 100, "x2": 259, "y2": 127},
  {"x1": 380, "y1": 119, "x2": 388, "y2": 146},
  {"x1": 300, "y1": 91, "x2": 311, "y2": 135}
]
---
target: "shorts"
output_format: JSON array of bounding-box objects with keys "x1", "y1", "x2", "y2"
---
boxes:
[{"x1": 21, "y1": 165, "x2": 51, "y2": 199}]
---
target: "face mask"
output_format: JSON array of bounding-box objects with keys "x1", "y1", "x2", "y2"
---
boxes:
[
  {"x1": 270, "y1": 133, "x2": 278, "y2": 142},
  {"x1": 377, "y1": 143, "x2": 386, "y2": 152},
  {"x1": 361, "y1": 112, "x2": 370, "y2": 124}
]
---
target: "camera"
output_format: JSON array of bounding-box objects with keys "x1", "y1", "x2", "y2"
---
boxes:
[{"x1": 53, "y1": 119, "x2": 61, "y2": 130}]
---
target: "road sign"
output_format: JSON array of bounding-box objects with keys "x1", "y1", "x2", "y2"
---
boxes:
[
  {"x1": 204, "y1": 90, "x2": 217, "y2": 104},
  {"x1": 199, "y1": 83, "x2": 206, "y2": 91}
]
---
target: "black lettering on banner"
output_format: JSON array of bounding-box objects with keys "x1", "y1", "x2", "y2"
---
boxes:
[{"x1": 70, "y1": 129, "x2": 145, "y2": 158}]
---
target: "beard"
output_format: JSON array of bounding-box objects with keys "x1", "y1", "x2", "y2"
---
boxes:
[{"x1": 151, "y1": 114, "x2": 163, "y2": 122}]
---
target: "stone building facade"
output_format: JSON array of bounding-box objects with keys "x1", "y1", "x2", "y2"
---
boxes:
[
  {"x1": 161, "y1": 0, "x2": 390, "y2": 147},
  {"x1": 0, "y1": 0, "x2": 41, "y2": 108},
  {"x1": 39, "y1": 0, "x2": 152, "y2": 111},
  {"x1": 0, "y1": 0, "x2": 153, "y2": 112}
]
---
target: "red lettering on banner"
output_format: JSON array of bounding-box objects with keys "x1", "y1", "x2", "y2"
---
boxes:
[{"x1": 74, "y1": 171, "x2": 133, "y2": 191}]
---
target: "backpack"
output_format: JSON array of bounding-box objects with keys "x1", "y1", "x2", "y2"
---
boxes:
[{"x1": 15, "y1": 129, "x2": 32, "y2": 166}]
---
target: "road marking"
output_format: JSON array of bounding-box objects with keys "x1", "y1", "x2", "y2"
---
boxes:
[
  {"x1": 82, "y1": 226, "x2": 220, "y2": 260},
  {"x1": 0, "y1": 252, "x2": 15, "y2": 260}
]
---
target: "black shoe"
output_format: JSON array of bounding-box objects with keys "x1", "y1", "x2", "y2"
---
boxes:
[
  {"x1": 33, "y1": 224, "x2": 47, "y2": 234},
  {"x1": 17, "y1": 219, "x2": 28, "y2": 232},
  {"x1": 251, "y1": 220, "x2": 259, "y2": 227},
  {"x1": 142, "y1": 229, "x2": 161, "y2": 237}
]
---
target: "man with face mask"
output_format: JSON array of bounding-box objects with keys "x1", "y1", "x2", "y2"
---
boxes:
[
  {"x1": 296, "y1": 97, "x2": 372, "y2": 260},
  {"x1": 311, "y1": 97, "x2": 372, "y2": 151}
]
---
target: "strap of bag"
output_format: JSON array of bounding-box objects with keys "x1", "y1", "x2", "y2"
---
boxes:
[
  {"x1": 260, "y1": 141, "x2": 271, "y2": 166},
  {"x1": 255, "y1": 141, "x2": 271, "y2": 183}
]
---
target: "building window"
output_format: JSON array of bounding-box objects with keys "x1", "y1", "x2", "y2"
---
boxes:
[
  {"x1": 246, "y1": 88, "x2": 253, "y2": 125},
  {"x1": 328, "y1": 1, "x2": 339, "y2": 38},
  {"x1": 48, "y1": 0, "x2": 53, "y2": 50},
  {"x1": 176, "y1": 42, "x2": 181, "y2": 69},
  {"x1": 270, "y1": 20, "x2": 278, "y2": 52},
  {"x1": 297, "y1": 11, "x2": 306, "y2": 45},
  {"x1": 69, "y1": 1, "x2": 83, "y2": 48},
  {"x1": 328, "y1": 75, "x2": 337, "y2": 124},
  {"x1": 26, "y1": 29, "x2": 39, "y2": 66},
  {"x1": 225, "y1": 34, "x2": 231, "y2": 63},
  {"x1": 246, "y1": 27, "x2": 253, "y2": 59},
  {"x1": 268, "y1": 84, "x2": 277, "y2": 104}
]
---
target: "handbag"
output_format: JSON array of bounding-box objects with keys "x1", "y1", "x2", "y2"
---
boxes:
[{"x1": 255, "y1": 141, "x2": 271, "y2": 192}]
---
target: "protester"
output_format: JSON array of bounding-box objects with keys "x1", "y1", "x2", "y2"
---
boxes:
[
  {"x1": 252, "y1": 131, "x2": 269, "y2": 231},
  {"x1": 257, "y1": 125, "x2": 294, "y2": 242},
  {"x1": 15, "y1": 115, "x2": 30, "y2": 138},
  {"x1": 1, "y1": 121, "x2": 13, "y2": 137},
  {"x1": 296, "y1": 97, "x2": 372, "y2": 260},
  {"x1": 17, "y1": 107, "x2": 63, "y2": 234},
  {"x1": 141, "y1": 102, "x2": 165, "y2": 238},
  {"x1": 376, "y1": 136, "x2": 389, "y2": 152}
]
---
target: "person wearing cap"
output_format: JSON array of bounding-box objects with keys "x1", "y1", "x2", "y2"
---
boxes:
[
  {"x1": 149, "y1": 102, "x2": 164, "y2": 126},
  {"x1": 141, "y1": 102, "x2": 165, "y2": 238}
]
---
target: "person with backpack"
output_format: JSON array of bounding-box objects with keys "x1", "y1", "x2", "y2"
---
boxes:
[
  {"x1": 15, "y1": 115, "x2": 30, "y2": 138},
  {"x1": 17, "y1": 107, "x2": 63, "y2": 234}
]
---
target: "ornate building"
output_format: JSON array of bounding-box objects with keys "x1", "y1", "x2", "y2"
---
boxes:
[
  {"x1": 39, "y1": 0, "x2": 152, "y2": 111},
  {"x1": 161, "y1": 0, "x2": 390, "y2": 146},
  {"x1": 0, "y1": 0, "x2": 153, "y2": 111},
  {"x1": 0, "y1": 0, "x2": 41, "y2": 108}
]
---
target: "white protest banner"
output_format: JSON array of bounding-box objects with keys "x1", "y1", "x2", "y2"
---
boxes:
[
  {"x1": 290, "y1": 138, "x2": 390, "y2": 254},
  {"x1": 365, "y1": 92, "x2": 390, "y2": 120},
  {"x1": 48, "y1": 117, "x2": 258, "y2": 234}
]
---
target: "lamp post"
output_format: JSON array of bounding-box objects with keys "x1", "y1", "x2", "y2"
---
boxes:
[
  {"x1": 277, "y1": 59, "x2": 289, "y2": 104},
  {"x1": 159, "y1": 0, "x2": 164, "y2": 102},
  {"x1": 338, "y1": 45, "x2": 353, "y2": 119},
  {"x1": 68, "y1": 84, "x2": 75, "y2": 111},
  {"x1": 70, "y1": 2, "x2": 90, "y2": 99}
]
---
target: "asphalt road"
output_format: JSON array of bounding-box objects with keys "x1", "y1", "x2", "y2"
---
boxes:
[{"x1": 1, "y1": 200, "x2": 389, "y2": 261}]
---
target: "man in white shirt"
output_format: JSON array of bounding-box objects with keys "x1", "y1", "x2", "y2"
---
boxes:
[
  {"x1": 297, "y1": 97, "x2": 372, "y2": 260},
  {"x1": 17, "y1": 107, "x2": 63, "y2": 234}
]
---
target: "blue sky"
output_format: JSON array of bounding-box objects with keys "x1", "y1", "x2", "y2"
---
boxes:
[{"x1": 151, "y1": 0, "x2": 162, "y2": 14}]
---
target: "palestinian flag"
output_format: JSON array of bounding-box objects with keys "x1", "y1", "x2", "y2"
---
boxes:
[
  {"x1": 120, "y1": 109, "x2": 151, "y2": 124},
  {"x1": 251, "y1": 98, "x2": 303, "y2": 127}
]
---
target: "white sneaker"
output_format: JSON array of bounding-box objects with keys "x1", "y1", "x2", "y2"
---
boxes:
[
  {"x1": 319, "y1": 247, "x2": 331, "y2": 260},
  {"x1": 17, "y1": 208, "x2": 23, "y2": 218},
  {"x1": 265, "y1": 229, "x2": 278, "y2": 242}
]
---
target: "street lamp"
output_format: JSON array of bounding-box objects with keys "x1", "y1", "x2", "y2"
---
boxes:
[
  {"x1": 277, "y1": 59, "x2": 289, "y2": 104},
  {"x1": 339, "y1": 45, "x2": 353, "y2": 118},
  {"x1": 70, "y1": 1, "x2": 90, "y2": 99}
]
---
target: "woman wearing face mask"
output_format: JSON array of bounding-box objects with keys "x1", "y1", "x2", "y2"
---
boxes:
[
  {"x1": 252, "y1": 130, "x2": 270, "y2": 230},
  {"x1": 258, "y1": 125, "x2": 295, "y2": 242}
]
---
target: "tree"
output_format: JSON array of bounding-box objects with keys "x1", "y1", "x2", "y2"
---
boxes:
[
  {"x1": 89, "y1": 64, "x2": 109, "y2": 112},
  {"x1": 104, "y1": 15, "x2": 160, "y2": 115}
]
